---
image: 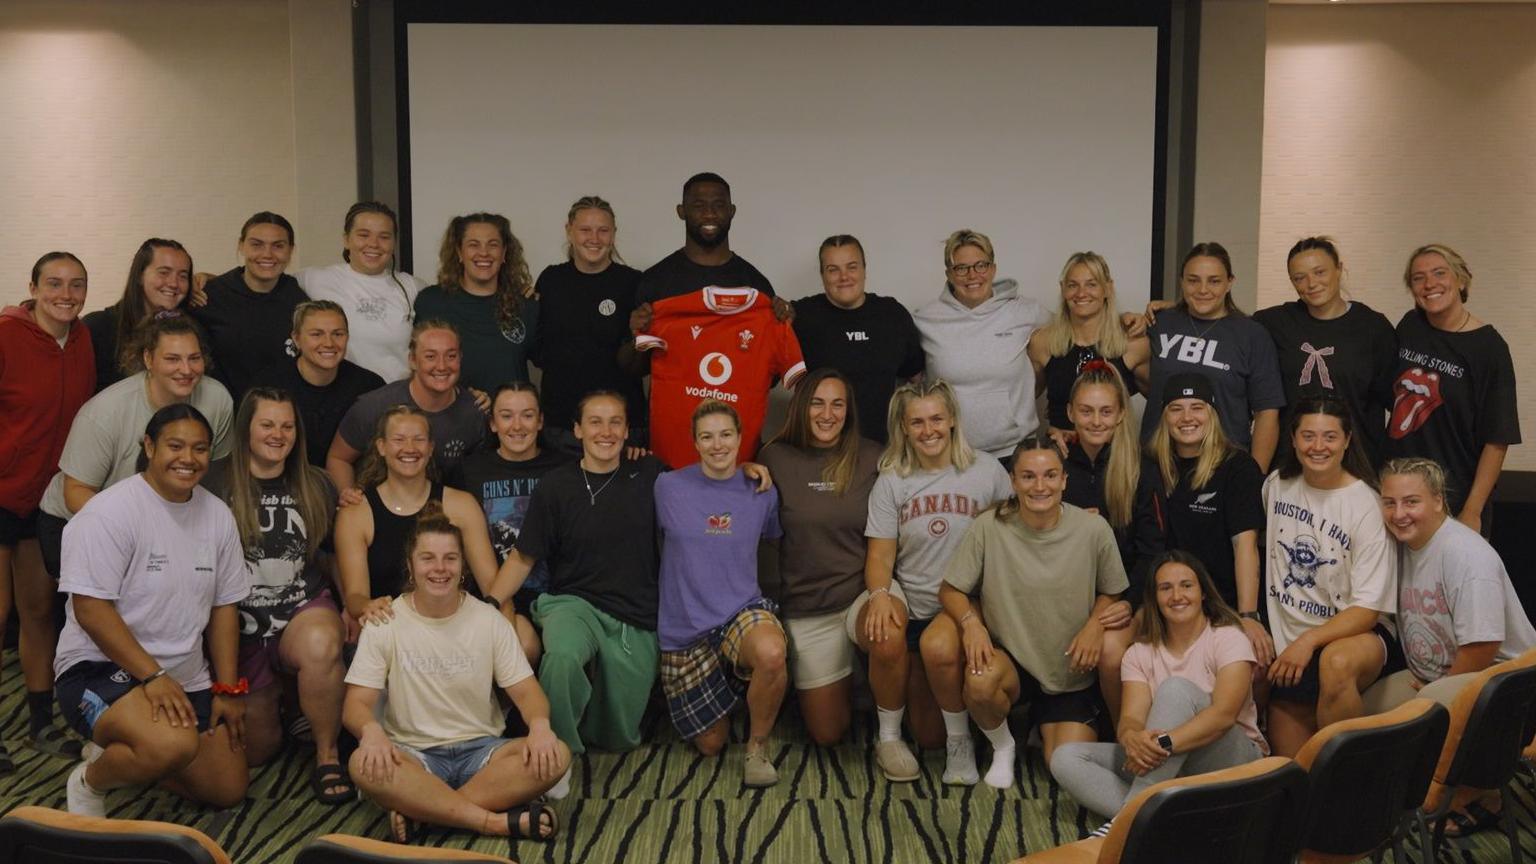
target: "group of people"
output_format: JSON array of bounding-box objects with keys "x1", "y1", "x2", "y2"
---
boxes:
[{"x1": 0, "y1": 170, "x2": 1527, "y2": 846}]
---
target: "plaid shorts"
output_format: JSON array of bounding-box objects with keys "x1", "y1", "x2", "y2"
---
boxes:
[{"x1": 659, "y1": 599, "x2": 782, "y2": 741}]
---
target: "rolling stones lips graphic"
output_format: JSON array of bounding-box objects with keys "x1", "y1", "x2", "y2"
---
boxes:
[{"x1": 1389, "y1": 367, "x2": 1443, "y2": 439}]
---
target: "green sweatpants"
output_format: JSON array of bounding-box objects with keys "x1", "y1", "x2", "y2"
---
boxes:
[{"x1": 531, "y1": 592, "x2": 659, "y2": 754}]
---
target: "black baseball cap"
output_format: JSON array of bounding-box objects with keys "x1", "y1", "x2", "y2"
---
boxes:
[{"x1": 1161, "y1": 373, "x2": 1215, "y2": 408}]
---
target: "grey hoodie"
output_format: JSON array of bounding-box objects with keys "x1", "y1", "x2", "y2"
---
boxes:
[{"x1": 912, "y1": 278, "x2": 1050, "y2": 458}]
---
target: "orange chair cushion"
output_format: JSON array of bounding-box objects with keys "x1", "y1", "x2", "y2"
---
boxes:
[
  {"x1": 307, "y1": 833, "x2": 515, "y2": 862},
  {"x1": 1015, "y1": 836, "x2": 1103, "y2": 864},
  {"x1": 1, "y1": 805, "x2": 231, "y2": 864}
]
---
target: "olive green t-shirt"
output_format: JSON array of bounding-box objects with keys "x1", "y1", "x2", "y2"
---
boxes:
[{"x1": 942, "y1": 503, "x2": 1128, "y2": 694}]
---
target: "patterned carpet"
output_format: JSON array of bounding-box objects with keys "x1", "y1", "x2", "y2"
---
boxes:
[{"x1": 0, "y1": 657, "x2": 1532, "y2": 863}]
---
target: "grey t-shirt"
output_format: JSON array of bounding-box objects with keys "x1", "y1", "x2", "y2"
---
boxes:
[
  {"x1": 336, "y1": 379, "x2": 487, "y2": 479},
  {"x1": 1398, "y1": 516, "x2": 1536, "y2": 683},
  {"x1": 39, "y1": 373, "x2": 235, "y2": 520},
  {"x1": 864, "y1": 452, "x2": 1013, "y2": 620},
  {"x1": 943, "y1": 504, "x2": 1128, "y2": 694},
  {"x1": 53, "y1": 475, "x2": 249, "y2": 690},
  {"x1": 1143, "y1": 309, "x2": 1285, "y2": 448}
]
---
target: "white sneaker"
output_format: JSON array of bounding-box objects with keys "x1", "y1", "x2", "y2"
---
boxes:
[
  {"x1": 66, "y1": 762, "x2": 106, "y2": 817},
  {"x1": 82, "y1": 742, "x2": 104, "y2": 764},
  {"x1": 984, "y1": 745, "x2": 1015, "y2": 789},
  {"x1": 545, "y1": 764, "x2": 572, "y2": 800},
  {"x1": 942, "y1": 735, "x2": 979, "y2": 786}
]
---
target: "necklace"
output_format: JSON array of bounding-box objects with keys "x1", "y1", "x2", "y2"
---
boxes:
[
  {"x1": 381, "y1": 481, "x2": 429, "y2": 514},
  {"x1": 581, "y1": 465, "x2": 617, "y2": 506},
  {"x1": 1453, "y1": 308, "x2": 1472, "y2": 332}
]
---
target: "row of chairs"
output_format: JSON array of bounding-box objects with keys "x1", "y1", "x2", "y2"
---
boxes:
[{"x1": 1019, "y1": 648, "x2": 1536, "y2": 864}]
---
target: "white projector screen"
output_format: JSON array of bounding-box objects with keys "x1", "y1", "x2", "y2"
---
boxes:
[{"x1": 405, "y1": 24, "x2": 1159, "y2": 313}]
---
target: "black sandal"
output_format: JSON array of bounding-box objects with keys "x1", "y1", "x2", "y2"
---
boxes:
[
  {"x1": 388, "y1": 810, "x2": 420, "y2": 844},
  {"x1": 1442, "y1": 801, "x2": 1501, "y2": 838},
  {"x1": 310, "y1": 762, "x2": 355, "y2": 805},
  {"x1": 506, "y1": 801, "x2": 558, "y2": 842}
]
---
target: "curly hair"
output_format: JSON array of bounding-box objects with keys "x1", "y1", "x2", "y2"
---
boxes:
[{"x1": 435, "y1": 212, "x2": 532, "y2": 333}]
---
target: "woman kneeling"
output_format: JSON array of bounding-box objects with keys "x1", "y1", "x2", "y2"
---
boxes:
[
  {"x1": 656, "y1": 401, "x2": 788, "y2": 787},
  {"x1": 1051, "y1": 551, "x2": 1267, "y2": 832},
  {"x1": 343, "y1": 506, "x2": 568, "y2": 844}
]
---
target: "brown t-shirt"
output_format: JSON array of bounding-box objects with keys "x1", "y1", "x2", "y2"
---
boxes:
[{"x1": 757, "y1": 439, "x2": 882, "y2": 617}]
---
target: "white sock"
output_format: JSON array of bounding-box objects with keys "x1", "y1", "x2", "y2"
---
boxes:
[
  {"x1": 876, "y1": 706, "x2": 905, "y2": 742},
  {"x1": 980, "y1": 720, "x2": 1015, "y2": 752},
  {"x1": 941, "y1": 709, "x2": 970, "y2": 739},
  {"x1": 981, "y1": 721, "x2": 1016, "y2": 789},
  {"x1": 546, "y1": 765, "x2": 572, "y2": 800}
]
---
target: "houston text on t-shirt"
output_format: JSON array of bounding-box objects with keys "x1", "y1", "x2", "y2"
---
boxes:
[{"x1": 1270, "y1": 499, "x2": 1353, "y2": 551}]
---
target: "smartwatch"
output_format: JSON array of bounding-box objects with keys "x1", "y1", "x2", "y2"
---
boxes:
[{"x1": 1156, "y1": 732, "x2": 1174, "y2": 752}]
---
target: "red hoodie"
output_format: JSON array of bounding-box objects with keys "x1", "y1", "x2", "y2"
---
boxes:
[{"x1": 0, "y1": 303, "x2": 95, "y2": 515}]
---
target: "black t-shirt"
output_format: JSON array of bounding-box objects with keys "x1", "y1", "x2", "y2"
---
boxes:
[
  {"x1": 1043, "y1": 345, "x2": 1138, "y2": 430},
  {"x1": 337, "y1": 379, "x2": 488, "y2": 479},
  {"x1": 1385, "y1": 310, "x2": 1522, "y2": 515},
  {"x1": 790, "y1": 293, "x2": 925, "y2": 443},
  {"x1": 1253, "y1": 300, "x2": 1397, "y2": 466},
  {"x1": 636, "y1": 249, "x2": 774, "y2": 305},
  {"x1": 1160, "y1": 451, "x2": 1265, "y2": 609},
  {"x1": 411, "y1": 285, "x2": 539, "y2": 394},
  {"x1": 447, "y1": 447, "x2": 571, "y2": 598},
  {"x1": 533, "y1": 261, "x2": 647, "y2": 431},
  {"x1": 513, "y1": 456, "x2": 664, "y2": 629},
  {"x1": 191, "y1": 268, "x2": 308, "y2": 404},
  {"x1": 82, "y1": 305, "x2": 123, "y2": 393},
  {"x1": 1062, "y1": 443, "x2": 1165, "y2": 604},
  {"x1": 249, "y1": 359, "x2": 386, "y2": 468}
]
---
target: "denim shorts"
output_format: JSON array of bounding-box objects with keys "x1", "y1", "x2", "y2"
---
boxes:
[{"x1": 395, "y1": 735, "x2": 509, "y2": 789}]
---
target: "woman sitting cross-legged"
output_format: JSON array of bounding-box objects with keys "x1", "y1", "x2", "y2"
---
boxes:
[
  {"x1": 342, "y1": 505, "x2": 569, "y2": 844},
  {"x1": 1050, "y1": 550, "x2": 1268, "y2": 834},
  {"x1": 656, "y1": 400, "x2": 789, "y2": 786}
]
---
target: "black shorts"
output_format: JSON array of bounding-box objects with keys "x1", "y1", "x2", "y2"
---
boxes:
[
  {"x1": 56, "y1": 661, "x2": 214, "y2": 741},
  {"x1": 1269, "y1": 622, "x2": 1406, "y2": 704},
  {"x1": 1007, "y1": 650, "x2": 1104, "y2": 727},
  {"x1": 36, "y1": 511, "x2": 67, "y2": 579},
  {"x1": 0, "y1": 507, "x2": 38, "y2": 547}
]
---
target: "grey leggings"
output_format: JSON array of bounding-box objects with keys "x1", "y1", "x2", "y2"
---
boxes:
[{"x1": 1049, "y1": 676, "x2": 1263, "y2": 819}]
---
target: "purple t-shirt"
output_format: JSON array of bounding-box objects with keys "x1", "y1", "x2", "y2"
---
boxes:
[{"x1": 654, "y1": 464, "x2": 781, "y2": 650}]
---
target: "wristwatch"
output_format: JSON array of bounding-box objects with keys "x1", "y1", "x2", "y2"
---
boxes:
[
  {"x1": 1156, "y1": 732, "x2": 1174, "y2": 752},
  {"x1": 1238, "y1": 611, "x2": 1261, "y2": 621}
]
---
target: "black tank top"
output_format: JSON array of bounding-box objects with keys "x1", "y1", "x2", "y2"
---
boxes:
[
  {"x1": 364, "y1": 482, "x2": 445, "y2": 598},
  {"x1": 1043, "y1": 344, "x2": 1137, "y2": 430}
]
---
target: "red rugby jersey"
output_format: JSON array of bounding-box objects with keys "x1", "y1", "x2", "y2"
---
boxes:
[{"x1": 637, "y1": 287, "x2": 806, "y2": 467}]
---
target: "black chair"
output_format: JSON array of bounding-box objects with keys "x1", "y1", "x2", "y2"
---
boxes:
[
  {"x1": 0, "y1": 805, "x2": 229, "y2": 864},
  {"x1": 1419, "y1": 649, "x2": 1536, "y2": 864},
  {"x1": 1019, "y1": 756, "x2": 1309, "y2": 864},
  {"x1": 1292, "y1": 698, "x2": 1449, "y2": 864},
  {"x1": 295, "y1": 834, "x2": 513, "y2": 863}
]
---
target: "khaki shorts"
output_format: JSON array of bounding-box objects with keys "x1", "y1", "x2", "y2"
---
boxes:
[
  {"x1": 784, "y1": 608, "x2": 856, "y2": 690},
  {"x1": 843, "y1": 581, "x2": 914, "y2": 645}
]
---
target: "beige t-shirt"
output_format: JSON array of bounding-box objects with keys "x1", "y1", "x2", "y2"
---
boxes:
[
  {"x1": 943, "y1": 503, "x2": 1128, "y2": 694},
  {"x1": 346, "y1": 594, "x2": 533, "y2": 749}
]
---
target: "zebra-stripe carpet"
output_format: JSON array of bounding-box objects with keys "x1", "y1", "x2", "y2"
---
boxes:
[{"x1": 0, "y1": 659, "x2": 1531, "y2": 863}]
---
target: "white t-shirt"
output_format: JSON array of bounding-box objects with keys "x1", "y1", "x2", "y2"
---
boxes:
[
  {"x1": 53, "y1": 475, "x2": 250, "y2": 691},
  {"x1": 39, "y1": 374, "x2": 234, "y2": 520},
  {"x1": 296, "y1": 263, "x2": 424, "y2": 383},
  {"x1": 345, "y1": 593, "x2": 534, "y2": 750},
  {"x1": 865, "y1": 452, "x2": 1013, "y2": 620},
  {"x1": 1263, "y1": 473, "x2": 1395, "y2": 653},
  {"x1": 1398, "y1": 516, "x2": 1536, "y2": 682}
]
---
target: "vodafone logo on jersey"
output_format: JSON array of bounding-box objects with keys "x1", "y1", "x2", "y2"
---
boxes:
[{"x1": 699, "y1": 352, "x2": 733, "y2": 385}]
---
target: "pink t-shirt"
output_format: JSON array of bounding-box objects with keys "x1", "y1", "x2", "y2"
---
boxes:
[{"x1": 1121, "y1": 623, "x2": 1269, "y2": 755}]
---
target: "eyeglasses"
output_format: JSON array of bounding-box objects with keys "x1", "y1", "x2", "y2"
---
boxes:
[{"x1": 948, "y1": 261, "x2": 994, "y2": 278}]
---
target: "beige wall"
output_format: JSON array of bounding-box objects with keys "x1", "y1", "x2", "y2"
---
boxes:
[
  {"x1": 0, "y1": 0, "x2": 355, "y2": 310},
  {"x1": 1260, "y1": 3, "x2": 1536, "y2": 469}
]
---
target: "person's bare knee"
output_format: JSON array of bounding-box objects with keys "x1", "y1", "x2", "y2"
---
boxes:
[
  {"x1": 1319, "y1": 639, "x2": 1373, "y2": 699},
  {"x1": 693, "y1": 721, "x2": 730, "y2": 756},
  {"x1": 962, "y1": 664, "x2": 1007, "y2": 712},
  {"x1": 745, "y1": 627, "x2": 787, "y2": 677},
  {"x1": 867, "y1": 628, "x2": 907, "y2": 666},
  {"x1": 241, "y1": 689, "x2": 285, "y2": 766}
]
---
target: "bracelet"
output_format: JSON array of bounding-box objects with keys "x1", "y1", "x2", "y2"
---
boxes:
[
  {"x1": 1238, "y1": 611, "x2": 1261, "y2": 621},
  {"x1": 959, "y1": 610, "x2": 976, "y2": 627},
  {"x1": 138, "y1": 668, "x2": 169, "y2": 687},
  {"x1": 870, "y1": 587, "x2": 890, "y2": 598},
  {"x1": 210, "y1": 677, "x2": 250, "y2": 697}
]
